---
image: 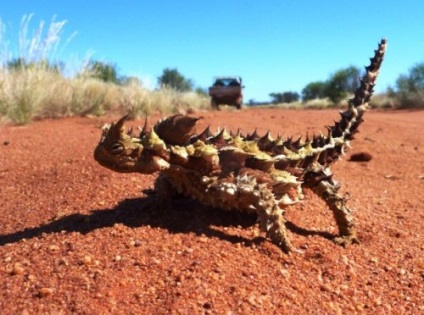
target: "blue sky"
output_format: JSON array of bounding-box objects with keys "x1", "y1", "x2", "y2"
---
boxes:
[{"x1": 1, "y1": 1, "x2": 423, "y2": 102}]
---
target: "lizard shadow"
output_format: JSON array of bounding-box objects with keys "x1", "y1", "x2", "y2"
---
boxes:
[{"x1": 0, "y1": 195, "x2": 334, "y2": 247}]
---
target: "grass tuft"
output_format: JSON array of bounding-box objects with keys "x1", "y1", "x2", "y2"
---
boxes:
[{"x1": 0, "y1": 15, "x2": 210, "y2": 124}]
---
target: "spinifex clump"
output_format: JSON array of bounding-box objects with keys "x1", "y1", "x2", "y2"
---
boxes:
[{"x1": 95, "y1": 39, "x2": 387, "y2": 253}]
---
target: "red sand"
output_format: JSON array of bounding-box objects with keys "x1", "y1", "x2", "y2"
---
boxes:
[{"x1": 1, "y1": 108, "x2": 423, "y2": 314}]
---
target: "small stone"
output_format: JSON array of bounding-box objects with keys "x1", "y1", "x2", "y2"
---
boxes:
[
  {"x1": 38, "y1": 287, "x2": 54, "y2": 297},
  {"x1": 11, "y1": 262, "x2": 24, "y2": 275},
  {"x1": 49, "y1": 245, "x2": 59, "y2": 251},
  {"x1": 370, "y1": 257, "x2": 378, "y2": 263},
  {"x1": 203, "y1": 302, "x2": 212, "y2": 309},
  {"x1": 248, "y1": 295, "x2": 257, "y2": 306},
  {"x1": 27, "y1": 274, "x2": 36, "y2": 281},
  {"x1": 349, "y1": 152, "x2": 372, "y2": 162},
  {"x1": 115, "y1": 255, "x2": 122, "y2": 262},
  {"x1": 384, "y1": 174, "x2": 399, "y2": 180},
  {"x1": 279, "y1": 269, "x2": 290, "y2": 278},
  {"x1": 356, "y1": 304, "x2": 364, "y2": 312},
  {"x1": 199, "y1": 236, "x2": 208, "y2": 243},
  {"x1": 83, "y1": 255, "x2": 92, "y2": 265}
]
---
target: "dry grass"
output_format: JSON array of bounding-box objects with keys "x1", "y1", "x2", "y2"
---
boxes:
[
  {"x1": 1, "y1": 15, "x2": 419, "y2": 125},
  {"x1": 259, "y1": 98, "x2": 335, "y2": 110},
  {"x1": 0, "y1": 67, "x2": 210, "y2": 124},
  {"x1": 260, "y1": 94, "x2": 397, "y2": 111},
  {"x1": 119, "y1": 83, "x2": 210, "y2": 118},
  {"x1": 369, "y1": 93, "x2": 398, "y2": 109},
  {"x1": 0, "y1": 15, "x2": 209, "y2": 124}
]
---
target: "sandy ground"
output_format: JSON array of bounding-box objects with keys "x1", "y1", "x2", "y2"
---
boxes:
[{"x1": 0, "y1": 108, "x2": 423, "y2": 314}]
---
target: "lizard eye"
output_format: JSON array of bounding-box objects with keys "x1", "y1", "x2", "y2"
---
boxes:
[{"x1": 110, "y1": 143, "x2": 124, "y2": 155}]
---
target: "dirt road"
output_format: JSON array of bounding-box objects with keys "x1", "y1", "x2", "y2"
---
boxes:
[{"x1": 1, "y1": 108, "x2": 423, "y2": 314}]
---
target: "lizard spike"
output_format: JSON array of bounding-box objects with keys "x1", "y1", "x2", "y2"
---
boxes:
[
  {"x1": 154, "y1": 115, "x2": 200, "y2": 145},
  {"x1": 208, "y1": 128, "x2": 228, "y2": 148},
  {"x1": 245, "y1": 156, "x2": 275, "y2": 172},
  {"x1": 319, "y1": 134, "x2": 326, "y2": 147},
  {"x1": 258, "y1": 131, "x2": 274, "y2": 150},
  {"x1": 265, "y1": 130, "x2": 272, "y2": 139},
  {"x1": 215, "y1": 128, "x2": 226, "y2": 139},
  {"x1": 293, "y1": 135, "x2": 302, "y2": 149},
  {"x1": 305, "y1": 132, "x2": 310, "y2": 144},
  {"x1": 194, "y1": 126, "x2": 213, "y2": 142},
  {"x1": 246, "y1": 129, "x2": 259, "y2": 140},
  {"x1": 229, "y1": 128, "x2": 240, "y2": 137},
  {"x1": 311, "y1": 133, "x2": 319, "y2": 148},
  {"x1": 284, "y1": 136, "x2": 299, "y2": 152},
  {"x1": 139, "y1": 117, "x2": 149, "y2": 138},
  {"x1": 219, "y1": 147, "x2": 252, "y2": 170},
  {"x1": 234, "y1": 128, "x2": 242, "y2": 138},
  {"x1": 143, "y1": 128, "x2": 167, "y2": 153},
  {"x1": 327, "y1": 131, "x2": 335, "y2": 146},
  {"x1": 276, "y1": 133, "x2": 282, "y2": 143},
  {"x1": 107, "y1": 115, "x2": 129, "y2": 141}
]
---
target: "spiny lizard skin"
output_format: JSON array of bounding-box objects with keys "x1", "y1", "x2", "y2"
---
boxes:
[{"x1": 94, "y1": 39, "x2": 387, "y2": 253}]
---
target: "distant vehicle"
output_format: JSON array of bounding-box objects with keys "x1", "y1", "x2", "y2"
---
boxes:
[{"x1": 208, "y1": 76, "x2": 243, "y2": 110}]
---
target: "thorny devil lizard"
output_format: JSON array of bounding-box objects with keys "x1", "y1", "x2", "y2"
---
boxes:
[{"x1": 94, "y1": 39, "x2": 387, "y2": 253}]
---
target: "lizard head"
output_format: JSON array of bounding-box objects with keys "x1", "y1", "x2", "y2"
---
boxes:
[{"x1": 94, "y1": 115, "x2": 170, "y2": 174}]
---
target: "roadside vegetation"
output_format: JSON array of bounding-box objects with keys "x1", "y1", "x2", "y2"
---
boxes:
[
  {"x1": 0, "y1": 15, "x2": 209, "y2": 124},
  {"x1": 1, "y1": 15, "x2": 423, "y2": 125},
  {"x1": 267, "y1": 63, "x2": 424, "y2": 110}
]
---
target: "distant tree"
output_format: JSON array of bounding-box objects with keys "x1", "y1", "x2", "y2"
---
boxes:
[
  {"x1": 85, "y1": 61, "x2": 120, "y2": 84},
  {"x1": 157, "y1": 68, "x2": 193, "y2": 92},
  {"x1": 393, "y1": 62, "x2": 424, "y2": 107},
  {"x1": 195, "y1": 87, "x2": 208, "y2": 96},
  {"x1": 301, "y1": 81, "x2": 328, "y2": 101},
  {"x1": 6, "y1": 57, "x2": 63, "y2": 73},
  {"x1": 325, "y1": 66, "x2": 361, "y2": 103},
  {"x1": 6, "y1": 58, "x2": 26, "y2": 70},
  {"x1": 269, "y1": 91, "x2": 299, "y2": 103}
]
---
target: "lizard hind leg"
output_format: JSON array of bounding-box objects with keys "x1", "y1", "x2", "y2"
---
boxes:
[
  {"x1": 307, "y1": 174, "x2": 359, "y2": 247},
  {"x1": 236, "y1": 177, "x2": 295, "y2": 253}
]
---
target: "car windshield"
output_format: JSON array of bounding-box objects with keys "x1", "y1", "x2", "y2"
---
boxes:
[{"x1": 213, "y1": 78, "x2": 240, "y2": 87}]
